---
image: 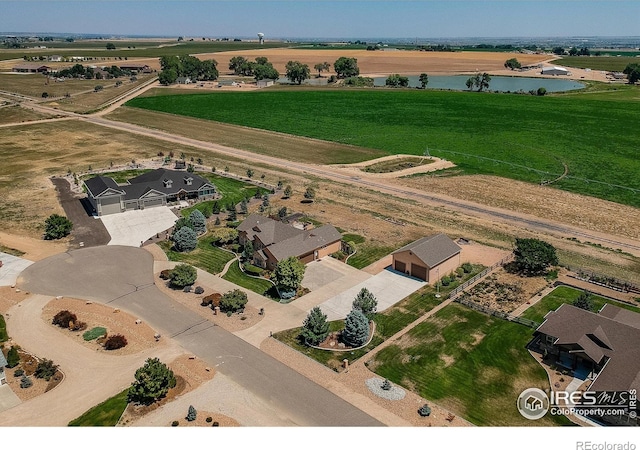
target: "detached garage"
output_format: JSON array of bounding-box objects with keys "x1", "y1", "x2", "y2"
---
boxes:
[{"x1": 392, "y1": 234, "x2": 461, "y2": 283}]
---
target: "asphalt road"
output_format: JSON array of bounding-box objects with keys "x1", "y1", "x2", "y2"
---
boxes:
[{"x1": 17, "y1": 245, "x2": 382, "y2": 427}]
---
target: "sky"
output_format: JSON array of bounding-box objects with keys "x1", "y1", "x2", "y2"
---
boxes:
[{"x1": 1, "y1": 1, "x2": 639, "y2": 39}]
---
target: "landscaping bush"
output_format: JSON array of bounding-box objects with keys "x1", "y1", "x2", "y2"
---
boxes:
[
  {"x1": 104, "y1": 334, "x2": 128, "y2": 350},
  {"x1": 70, "y1": 320, "x2": 87, "y2": 331},
  {"x1": 194, "y1": 286, "x2": 204, "y2": 295},
  {"x1": 43, "y1": 214, "x2": 73, "y2": 240},
  {"x1": 183, "y1": 285, "x2": 192, "y2": 293},
  {"x1": 128, "y1": 358, "x2": 176, "y2": 405},
  {"x1": 14, "y1": 369, "x2": 24, "y2": 377},
  {"x1": 6, "y1": 346, "x2": 19, "y2": 368},
  {"x1": 35, "y1": 358, "x2": 58, "y2": 381},
  {"x1": 461, "y1": 262, "x2": 473, "y2": 274},
  {"x1": 20, "y1": 375, "x2": 32, "y2": 389},
  {"x1": 206, "y1": 416, "x2": 213, "y2": 423},
  {"x1": 201, "y1": 293, "x2": 222, "y2": 308},
  {"x1": 212, "y1": 421, "x2": 219, "y2": 427},
  {"x1": 83, "y1": 327, "x2": 107, "y2": 341},
  {"x1": 160, "y1": 269, "x2": 172, "y2": 280},
  {"x1": 171, "y1": 421, "x2": 179, "y2": 427},
  {"x1": 219, "y1": 289, "x2": 248, "y2": 313},
  {"x1": 418, "y1": 404, "x2": 432, "y2": 417},
  {"x1": 186, "y1": 405, "x2": 197, "y2": 421},
  {"x1": 52, "y1": 310, "x2": 77, "y2": 328},
  {"x1": 169, "y1": 264, "x2": 197, "y2": 288}
]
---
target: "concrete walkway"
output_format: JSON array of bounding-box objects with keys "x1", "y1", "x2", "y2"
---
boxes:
[
  {"x1": 0, "y1": 384, "x2": 21, "y2": 413},
  {"x1": 0, "y1": 252, "x2": 33, "y2": 287}
]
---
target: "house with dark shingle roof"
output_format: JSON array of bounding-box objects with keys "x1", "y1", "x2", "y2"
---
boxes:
[
  {"x1": 391, "y1": 234, "x2": 461, "y2": 282},
  {"x1": 237, "y1": 213, "x2": 342, "y2": 270},
  {"x1": 84, "y1": 168, "x2": 216, "y2": 216},
  {"x1": 533, "y1": 303, "x2": 640, "y2": 426}
]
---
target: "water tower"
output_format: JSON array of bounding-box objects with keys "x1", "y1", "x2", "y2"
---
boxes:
[{"x1": 257, "y1": 33, "x2": 264, "y2": 45}]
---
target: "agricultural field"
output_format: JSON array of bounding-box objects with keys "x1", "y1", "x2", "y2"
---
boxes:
[
  {"x1": 125, "y1": 88, "x2": 640, "y2": 207},
  {"x1": 0, "y1": 104, "x2": 53, "y2": 124},
  {"x1": 520, "y1": 286, "x2": 640, "y2": 323},
  {"x1": 556, "y1": 56, "x2": 640, "y2": 72},
  {"x1": 0, "y1": 40, "x2": 291, "y2": 61},
  {"x1": 369, "y1": 302, "x2": 570, "y2": 426}
]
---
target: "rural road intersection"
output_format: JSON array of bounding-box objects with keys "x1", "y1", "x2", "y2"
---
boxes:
[{"x1": 16, "y1": 245, "x2": 382, "y2": 427}]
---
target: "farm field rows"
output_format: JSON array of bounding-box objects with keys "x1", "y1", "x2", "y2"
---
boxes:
[
  {"x1": 125, "y1": 88, "x2": 640, "y2": 207},
  {"x1": 556, "y1": 56, "x2": 640, "y2": 72}
]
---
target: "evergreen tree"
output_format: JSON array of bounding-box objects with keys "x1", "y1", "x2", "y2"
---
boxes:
[
  {"x1": 240, "y1": 199, "x2": 248, "y2": 214},
  {"x1": 212, "y1": 201, "x2": 221, "y2": 214},
  {"x1": 573, "y1": 291, "x2": 594, "y2": 312},
  {"x1": 6, "y1": 345, "x2": 20, "y2": 368},
  {"x1": 342, "y1": 309, "x2": 369, "y2": 347},
  {"x1": 300, "y1": 307, "x2": 330, "y2": 345},
  {"x1": 186, "y1": 405, "x2": 197, "y2": 421},
  {"x1": 173, "y1": 226, "x2": 198, "y2": 252},
  {"x1": 352, "y1": 287, "x2": 378, "y2": 320},
  {"x1": 43, "y1": 214, "x2": 73, "y2": 240},
  {"x1": 127, "y1": 358, "x2": 177, "y2": 405},
  {"x1": 242, "y1": 240, "x2": 254, "y2": 261},
  {"x1": 283, "y1": 185, "x2": 292, "y2": 199},
  {"x1": 169, "y1": 264, "x2": 197, "y2": 288},
  {"x1": 188, "y1": 210, "x2": 207, "y2": 235}
]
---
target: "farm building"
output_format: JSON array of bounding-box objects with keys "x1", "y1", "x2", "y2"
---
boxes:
[
  {"x1": 257, "y1": 79, "x2": 275, "y2": 88},
  {"x1": 84, "y1": 168, "x2": 216, "y2": 216},
  {"x1": 48, "y1": 55, "x2": 63, "y2": 62},
  {"x1": 12, "y1": 64, "x2": 51, "y2": 73},
  {"x1": 175, "y1": 77, "x2": 192, "y2": 85},
  {"x1": 118, "y1": 63, "x2": 152, "y2": 73},
  {"x1": 541, "y1": 66, "x2": 570, "y2": 76},
  {"x1": 391, "y1": 234, "x2": 461, "y2": 283},
  {"x1": 238, "y1": 214, "x2": 342, "y2": 270}
]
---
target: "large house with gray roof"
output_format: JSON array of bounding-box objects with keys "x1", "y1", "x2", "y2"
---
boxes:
[
  {"x1": 391, "y1": 234, "x2": 461, "y2": 282},
  {"x1": 533, "y1": 302, "x2": 640, "y2": 426},
  {"x1": 237, "y1": 214, "x2": 342, "y2": 270},
  {"x1": 84, "y1": 168, "x2": 216, "y2": 216}
]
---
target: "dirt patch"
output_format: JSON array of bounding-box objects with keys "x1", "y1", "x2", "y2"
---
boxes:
[
  {"x1": 1, "y1": 348, "x2": 64, "y2": 402},
  {"x1": 0, "y1": 286, "x2": 32, "y2": 313},
  {"x1": 41, "y1": 297, "x2": 161, "y2": 355},
  {"x1": 440, "y1": 354, "x2": 455, "y2": 368},
  {"x1": 0, "y1": 232, "x2": 67, "y2": 261},
  {"x1": 153, "y1": 273, "x2": 263, "y2": 333},
  {"x1": 458, "y1": 268, "x2": 550, "y2": 314}
]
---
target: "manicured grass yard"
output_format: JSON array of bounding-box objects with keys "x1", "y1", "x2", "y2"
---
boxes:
[
  {"x1": 371, "y1": 303, "x2": 570, "y2": 426},
  {"x1": 347, "y1": 242, "x2": 398, "y2": 269},
  {"x1": 68, "y1": 389, "x2": 129, "y2": 426},
  {"x1": 520, "y1": 285, "x2": 640, "y2": 323},
  {"x1": 180, "y1": 173, "x2": 261, "y2": 218},
  {"x1": 127, "y1": 89, "x2": 640, "y2": 207},
  {"x1": 158, "y1": 234, "x2": 234, "y2": 275},
  {"x1": 222, "y1": 260, "x2": 275, "y2": 297},
  {"x1": 274, "y1": 265, "x2": 485, "y2": 371},
  {"x1": 81, "y1": 169, "x2": 150, "y2": 183}
]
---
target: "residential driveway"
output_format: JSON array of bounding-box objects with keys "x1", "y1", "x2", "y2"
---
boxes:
[
  {"x1": 0, "y1": 252, "x2": 33, "y2": 286},
  {"x1": 51, "y1": 177, "x2": 111, "y2": 249},
  {"x1": 302, "y1": 258, "x2": 351, "y2": 291},
  {"x1": 16, "y1": 246, "x2": 381, "y2": 426},
  {"x1": 318, "y1": 268, "x2": 426, "y2": 321},
  {"x1": 0, "y1": 384, "x2": 21, "y2": 413},
  {"x1": 100, "y1": 207, "x2": 178, "y2": 247}
]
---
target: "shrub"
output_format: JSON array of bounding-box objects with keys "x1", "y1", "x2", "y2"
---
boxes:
[
  {"x1": 20, "y1": 375, "x2": 32, "y2": 389},
  {"x1": 440, "y1": 276, "x2": 451, "y2": 287},
  {"x1": 186, "y1": 405, "x2": 197, "y2": 422},
  {"x1": 70, "y1": 320, "x2": 87, "y2": 331},
  {"x1": 202, "y1": 293, "x2": 221, "y2": 308},
  {"x1": 212, "y1": 421, "x2": 219, "y2": 427},
  {"x1": 381, "y1": 379, "x2": 392, "y2": 390},
  {"x1": 219, "y1": 289, "x2": 248, "y2": 313},
  {"x1": 43, "y1": 214, "x2": 73, "y2": 240},
  {"x1": 104, "y1": 334, "x2": 128, "y2": 350},
  {"x1": 6, "y1": 346, "x2": 20, "y2": 368},
  {"x1": 83, "y1": 327, "x2": 107, "y2": 341},
  {"x1": 171, "y1": 421, "x2": 179, "y2": 427},
  {"x1": 128, "y1": 358, "x2": 176, "y2": 405},
  {"x1": 183, "y1": 285, "x2": 192, "y2": 293},
  {"x1": 14, "y1": 369, "x2": 24, "y2": 377},
  {"x1": 160, "y1": 269, "x2": 172, "y2": 280},
  {"x1": 206, "y1": 416, "x2": 213, "y2": 423},
  {"x1": 35, "y1": 358, "x2": 58, "y2": 380},
  {"x1": 418, "y1": 404, "x2": 432, "y2": 417},
  {"x1": 52, "y1": 310, "x2": 77, "y2": 328},
  {"x1": 461, "y1": 262, "x2": 473, "y2": 274},
  {"x1": 169, "y1": 264, "x2": 197, "y2": 288},
  {"x1": 194, "y1": 286, "x2": 204, "y2": 295}
]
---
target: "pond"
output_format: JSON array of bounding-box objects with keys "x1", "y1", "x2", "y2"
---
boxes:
[{"x1": 372, "y1": 75, "x2": 585, "y2": 93}]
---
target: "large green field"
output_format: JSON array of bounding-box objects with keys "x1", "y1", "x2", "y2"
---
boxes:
[
  {"x1": 556, "y1": 56, "x2": 639, "y2": 72},
  {"x1": 126, "y1": 88, "x2": 640, "y2": 207},
  {"x1": 371, "y1": 303, "x2": 570, "y2": 426}
]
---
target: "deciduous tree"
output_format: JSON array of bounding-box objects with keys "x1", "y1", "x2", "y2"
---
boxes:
[
  {"x1": 513, "y1": 238, "x2": 558, "y2": 276},
  {"x1": 43, "y1": 214, "x2": 73, "y2": 240},
  {"x1": 418, "y1": 73, "x2": 429, "y2": 89},
  {"x1": 285, "y1": 60, "x2": 310, "y2": 85},
  {"x1": 504, "y1": 58, "x2": 521, "y2": 70},
  {"x1": 219, "y1": 289, "x2": 248, "y2": 313},
  {"x1": 334, "y1": 57, "x2": 359, "y2": 78},
  {"x1": 314, "y1": 61, "x2": 330, "y2": 78},
  {"x1": 271, "y1": 256, "x2": 306, "y2": 294}
]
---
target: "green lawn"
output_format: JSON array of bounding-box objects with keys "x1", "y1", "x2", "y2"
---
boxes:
[
  {"x1": 126, "y1": 88, "x2": 640, "y2": 207},
  {"x1": 520, "y1": 285, "x2": 640, "y2": 323},
  {"x1": 0, "y1": 314, "x2": 8, "y2": 342},
  {"x1": 158, "y1": 234, "x2": 234, "y2": 275},
  {"x1": 180, "y1": 173, "x2": 261, "y2": 218},
  {"x1": 273, "y1": 265, "x2": 485, "y2": 371},
  {"x1": 347, "y1": 242, "x2": 401, "y2": 269},
  {"x1": 371, "y1": 303, "x2": 570, "y2": 426},
  {"x1": 68, "y1": 389, "x2": 129, "y2": 426},
  {"x1": 222, "y1": 260, "x2": 275, "y2": 297},
  {"x1": 81, "y1": 169, "x2": 150, "y2": 183},
  {"x1": 555, "y1": 56, "x2": 639, "y2": 72}
]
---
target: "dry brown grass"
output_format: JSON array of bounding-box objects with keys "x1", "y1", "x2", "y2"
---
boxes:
[
  {"x1": 0, "y1": 104, "x2": 52, "y2": 124},
  {"x1": 200, "y1": 48, "x2": 550, "y2": 77}
]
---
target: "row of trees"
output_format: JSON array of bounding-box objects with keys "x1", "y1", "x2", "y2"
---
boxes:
[
  {"x1": 228, "y1": 56, "x2": 279, "y2": 80},
  {"x1": 158, "y1": 54, "x2": 219, "y2": 85},
  {"x1": 465, "y1": 73, "x2": 491, "y2": 91}
]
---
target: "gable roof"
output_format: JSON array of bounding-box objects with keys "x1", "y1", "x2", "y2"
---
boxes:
[
  {"x1": 536, "y1": 303, "x2": 640, "y2": 392},
  {"x1": 392, "y1": 234, "x2": 461, "y2": 268},
  {"x1": 238, "y1": 213, "x2": 303, "y2": 246},
  {"x1": 84, "y1": 176, "x2": 124, "y2": 197}
]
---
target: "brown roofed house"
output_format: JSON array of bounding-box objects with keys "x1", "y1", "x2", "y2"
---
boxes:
[
  {"x1": 391, "y1": 234, "x2": 461, "y2": 282},
  {"x1": 237, "y1": 214, "x2": 342, "y2": 270}
]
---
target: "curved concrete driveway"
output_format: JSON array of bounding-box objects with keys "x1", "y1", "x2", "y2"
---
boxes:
[{"x1": 17, "y1": 246, "x2": 381, "y2": 427}]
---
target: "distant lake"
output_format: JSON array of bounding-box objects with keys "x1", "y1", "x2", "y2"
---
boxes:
[{"x1": 372, "y1": 75, "x2": 585, "y2": 93}]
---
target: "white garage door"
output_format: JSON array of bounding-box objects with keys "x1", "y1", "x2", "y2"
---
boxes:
[
  {"x1": 100, "y1": 198, "x2": 122, "y2": 215},
  {"x1": 142, "y1": 198, "x2": 164, "y2": 209}
]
